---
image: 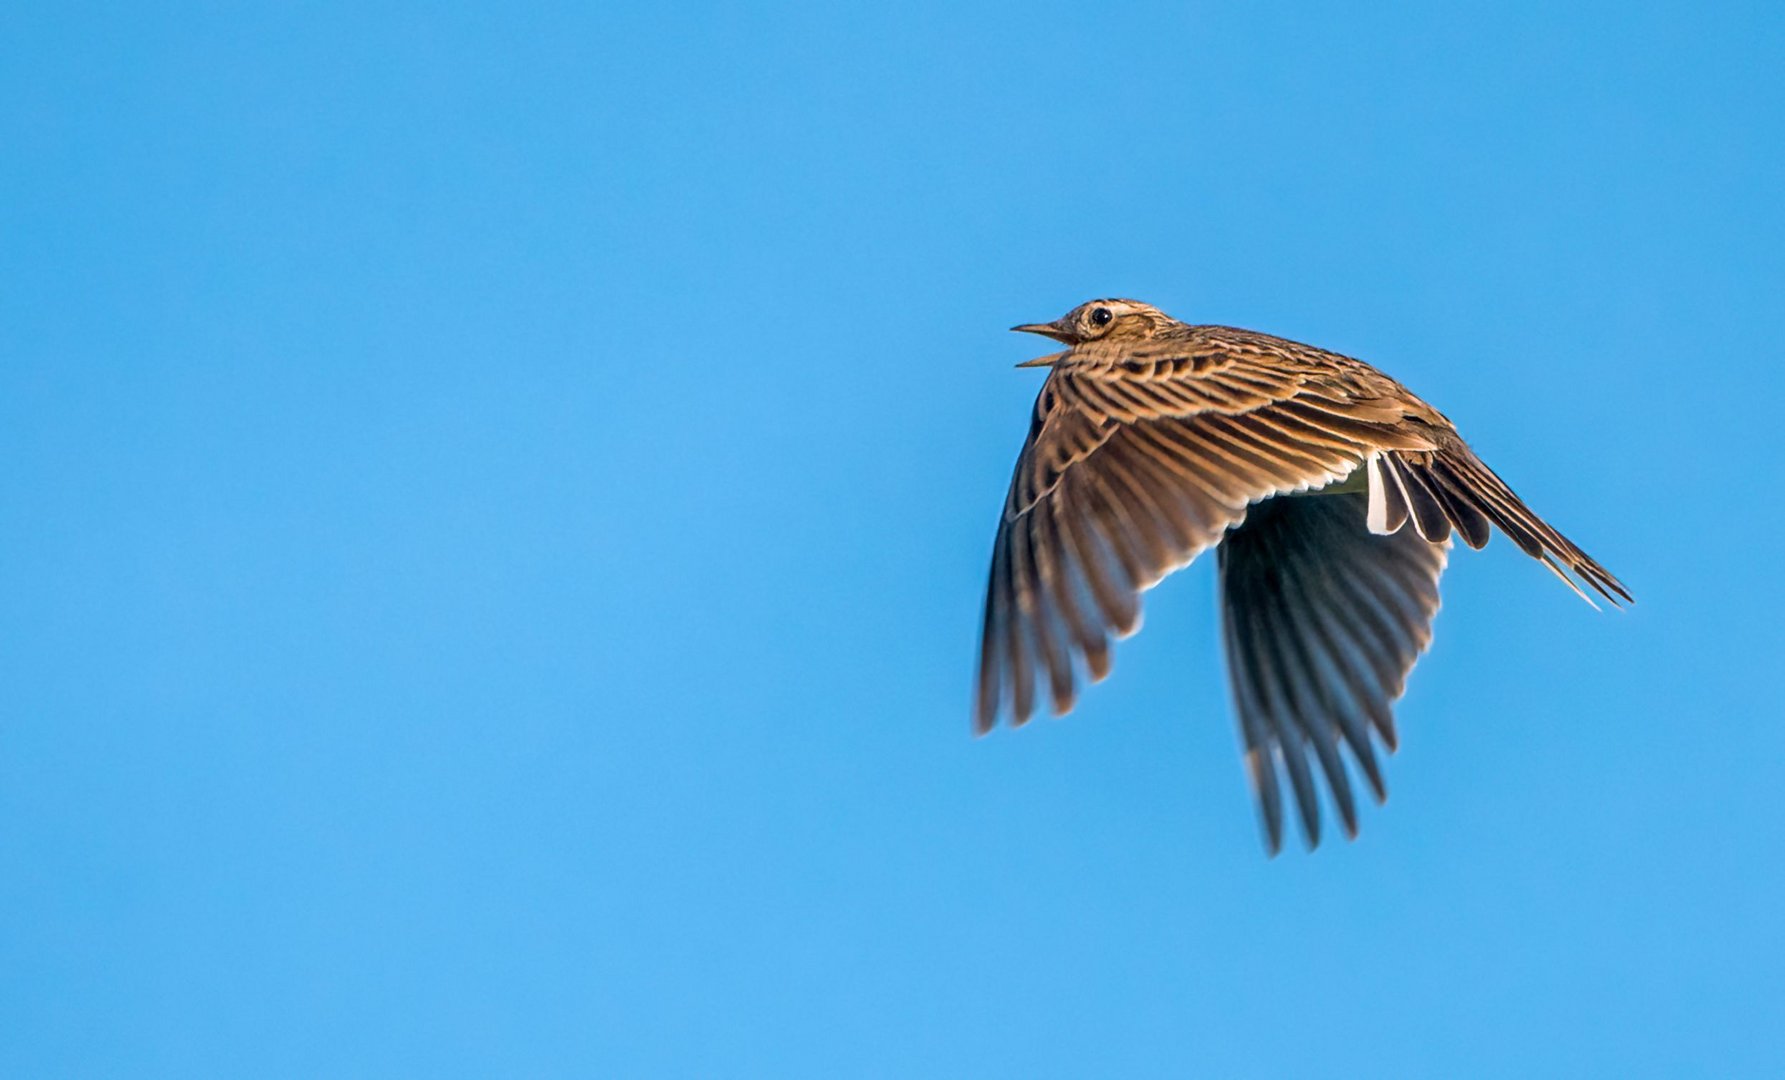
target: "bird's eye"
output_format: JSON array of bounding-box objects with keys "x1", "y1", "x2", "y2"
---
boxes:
[{"x1": 1089, "y1": 307, "x2": 1113, "y2": 328}]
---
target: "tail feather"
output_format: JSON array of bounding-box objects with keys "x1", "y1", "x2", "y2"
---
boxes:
[{"x1": 1366, "y1": 440, "x2": 1630, "y2": 607}]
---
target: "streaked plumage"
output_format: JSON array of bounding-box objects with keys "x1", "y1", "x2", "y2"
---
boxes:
[{"x1": 975, "y1": 298, "x2": 1628, "y2": 854}]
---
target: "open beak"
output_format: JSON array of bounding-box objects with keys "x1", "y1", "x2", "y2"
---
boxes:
[{"x1": 1010, "y1": 320, "x2": 1074, "y2": 344}]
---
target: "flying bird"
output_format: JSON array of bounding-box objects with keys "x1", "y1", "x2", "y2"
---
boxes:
[{"x1": 974, "y1": 298, "x2": 1628, "y2": 854}]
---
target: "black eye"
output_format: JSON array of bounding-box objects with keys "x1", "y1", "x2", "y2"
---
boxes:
[{"x1": 1090, "y1": 307, "x2": 1113, "y2": 327}]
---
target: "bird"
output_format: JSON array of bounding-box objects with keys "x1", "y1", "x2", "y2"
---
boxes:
[{"x1": 974, "y1": 298, "x2": 1629, "y2": 854}]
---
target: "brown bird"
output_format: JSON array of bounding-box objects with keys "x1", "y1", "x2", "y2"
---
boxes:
[{"x1": 975, "y1": 298, "x2": 1628, "y2": 854}]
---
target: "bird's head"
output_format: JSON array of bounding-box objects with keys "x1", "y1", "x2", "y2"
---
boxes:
[{"x1": 1011, "y1": 299, "x2": 1178, "y2": 349}]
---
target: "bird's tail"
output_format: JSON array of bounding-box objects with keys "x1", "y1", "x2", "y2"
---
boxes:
[{"x1": 1365, "y1": 438, "x2": 1630, "y2": 607}]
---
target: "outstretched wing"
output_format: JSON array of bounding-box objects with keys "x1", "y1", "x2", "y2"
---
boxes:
[
  {"x1": 974, "y1": 340, "x2": 1437, "y2": 731},
  {"x1": 1218, "y1": 491, "x2": 1446, "y2": 854}
]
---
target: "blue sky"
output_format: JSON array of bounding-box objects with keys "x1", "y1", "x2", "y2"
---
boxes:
[{"x1": 3, "y1": 2, "x2": 1782, "y2": 1076}]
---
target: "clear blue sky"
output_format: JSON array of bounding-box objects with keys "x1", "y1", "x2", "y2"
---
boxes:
[{"x1": 3, "y1": 3, "x2": 1781, "y2": 1076}]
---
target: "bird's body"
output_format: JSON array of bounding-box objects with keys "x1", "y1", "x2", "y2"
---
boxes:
[{"x1": 976, "y1": 299, "x2": 1627, "y2": 854}]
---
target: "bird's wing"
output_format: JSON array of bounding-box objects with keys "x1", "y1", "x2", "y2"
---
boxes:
[
  {"x1": 974, "y1": 340, "x2": 1439, "y2": 731},
  {"x1": 1218, "y1": 491, "x2": 1445, "y2": 854}
]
